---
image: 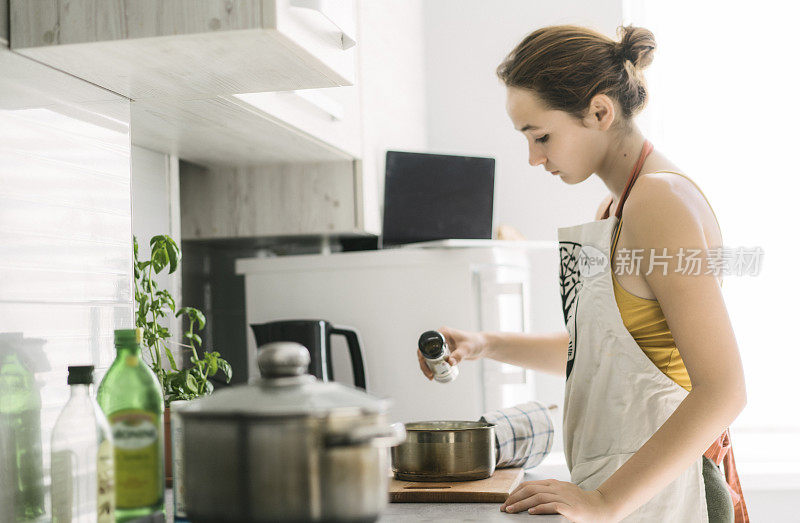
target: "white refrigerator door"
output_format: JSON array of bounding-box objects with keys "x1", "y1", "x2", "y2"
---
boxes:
[{"x1": 237, "y1": 245, "x2": 559, "y2": 423}]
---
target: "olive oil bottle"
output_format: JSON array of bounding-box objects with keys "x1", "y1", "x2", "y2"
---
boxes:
[{"x1": 97, "y1": 328, "x2": 164, "y2": 521}]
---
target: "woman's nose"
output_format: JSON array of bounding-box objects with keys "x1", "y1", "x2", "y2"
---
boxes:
[{"x1": 528, "y1": 143, "x2": 546, "y2": 167}]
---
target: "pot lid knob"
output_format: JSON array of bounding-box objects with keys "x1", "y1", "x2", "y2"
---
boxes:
[{"x1": 257, "y1": 342, "x2": 311, "y2": 378}]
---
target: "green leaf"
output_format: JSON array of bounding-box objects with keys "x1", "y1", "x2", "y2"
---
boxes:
[
  {"x1": 166, "y1": 240, "x2": 181, "y2": 274},
  {"x1": 165, "y1": 347, "x2": 177, "y2": 371},
  {"x1": 194, "y1": 310, "x2": 206, "y2": 330},
  {"x1": 218, "y1": 359, "x2": 233, "y2": 383},
  {"x1": 184, "y1": 372, "x2": 198, "y2": 394},
  {"x1": 151, "y1": 246, "x2": 168, "y2": 273},
  {"x1": 204, "y1": 381, "x2": 214, "y2": 395},
  {"x1": 205, "y1": 353, "x2": 218, "y2": 377},
  {"x1": 189, "y1": 333, "x2": 202, "y2": 346}
]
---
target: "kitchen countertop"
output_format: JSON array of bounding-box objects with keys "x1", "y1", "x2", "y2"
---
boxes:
[
  {"x1": 165, "y1": 456, "x2": 571, "y2": 522},
  {"x1": 379, "y1": 458, "x2": 570, "y2": 522}
]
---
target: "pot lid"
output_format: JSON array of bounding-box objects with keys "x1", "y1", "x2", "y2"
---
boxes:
[{"x1": 178, "y1": 342, "x2": 389, "y2": 418}]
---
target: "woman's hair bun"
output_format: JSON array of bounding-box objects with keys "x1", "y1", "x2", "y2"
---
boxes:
[{"x1": 616, "y1": 25, "x2": 656, "y2": 70}]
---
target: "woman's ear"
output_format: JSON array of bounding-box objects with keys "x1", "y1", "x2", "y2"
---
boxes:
[{"x1": 582, "y1": 94, "x2": 616, "y2": 131}]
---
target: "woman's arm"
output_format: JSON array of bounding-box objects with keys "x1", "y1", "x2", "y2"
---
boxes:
[
  {"x1": 418, "y1": 328, "x2": 568, "y2": 379},
  {"x1": 502, "y1": 174, "x2": 747, "y2": 521},
  {"x1": 483, "y1": 331, "x2": 568, "y2": 377},
  {"x1": 595, "y1": 174, "x2": 747, "y2": 520}
]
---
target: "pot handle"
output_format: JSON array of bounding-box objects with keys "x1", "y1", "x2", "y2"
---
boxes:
[{"x1": 325, "y1": 422, "x2": 406, "y2": 448}]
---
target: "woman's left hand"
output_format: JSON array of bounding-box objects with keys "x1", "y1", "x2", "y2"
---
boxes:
[{"x1": 500, "y1": 479, "x2": 619, "y2": 522}]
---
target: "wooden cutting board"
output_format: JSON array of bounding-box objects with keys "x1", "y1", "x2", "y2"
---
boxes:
[{"x1": 389, "y1": 468, "x2": 524, "y2": 503}]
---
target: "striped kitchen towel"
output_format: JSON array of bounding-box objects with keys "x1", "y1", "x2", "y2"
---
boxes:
[{"x1": 480, "y1": 401, "x2": 555, "y2": 469}]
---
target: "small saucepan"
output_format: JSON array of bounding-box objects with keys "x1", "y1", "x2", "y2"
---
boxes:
[{"x1": 391, "y1": 421, "x2": 496, "y2": 481}]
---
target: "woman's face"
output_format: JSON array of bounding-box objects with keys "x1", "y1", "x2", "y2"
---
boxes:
[{"x1": 505, "y1": 86, "x2": 608, "y2": 185}]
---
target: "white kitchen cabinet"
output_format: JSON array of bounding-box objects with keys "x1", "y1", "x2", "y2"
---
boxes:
[
  {"x1": 231, "y1": 82, "x2": 362, "y2": 159},
  {"x1": 130, "y1": 92, "x2": 359, "y2": 166},
  {"x1": 9, "y1": 0, "x2": 357, "y2": 100}
]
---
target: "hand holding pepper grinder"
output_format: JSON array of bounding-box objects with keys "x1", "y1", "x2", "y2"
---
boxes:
[{"x1": 418, "y1": 330, "x2": 459, "y2": 383}]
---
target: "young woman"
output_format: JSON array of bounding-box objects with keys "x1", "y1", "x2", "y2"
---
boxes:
[{"x1": 417, "y1": 25, "x2": 748, "y2": 522}]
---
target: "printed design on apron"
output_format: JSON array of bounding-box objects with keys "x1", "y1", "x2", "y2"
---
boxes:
[{"x1": 558, "y1": 241, "x2": 583, "y2": 379}]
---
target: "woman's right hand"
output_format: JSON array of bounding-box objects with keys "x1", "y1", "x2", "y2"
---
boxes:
[{"x1": 416, "y1": 326, "x2": 489, "y2": 380}]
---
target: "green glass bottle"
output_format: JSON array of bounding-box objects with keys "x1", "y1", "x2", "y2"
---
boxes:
[
  {"x1": 0, "y1": 333, "x2": 45, "y2": 521},
  {"x1": 97, "y1": 328, "x2": 165, "y2": 522}
]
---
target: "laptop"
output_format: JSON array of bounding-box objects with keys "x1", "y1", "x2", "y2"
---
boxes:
[{"x1": 380, "y1": 150, "x2": 496, "y2": 248}]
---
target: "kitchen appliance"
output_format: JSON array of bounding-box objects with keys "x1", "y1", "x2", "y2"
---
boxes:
[
  {"x1": 389, "y1": 467, "x2": 524, "y2": 503},
  {"x1": 249, "y1": 319, "x2": 367, "y2": 390},
  {"x1": 180, "y1": 342, "x2": 405, "y2": 523},
  {"x1": 236, "y1": 241, "x2": 566, "y2": 431},
  {"x1": 391, "y1": 421, "x2": 496, "y2": 481},
  {"x1": 382, "y1": 151, "x2": 495, "y2": 247}
]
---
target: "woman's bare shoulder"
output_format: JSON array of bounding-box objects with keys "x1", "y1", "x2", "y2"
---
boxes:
[
  {"x1": 629, "y1": 171, "x2": 713, "y2": 216},
  {"x1": 623, "y1": 171, "x2": 720, "y2": 242}
]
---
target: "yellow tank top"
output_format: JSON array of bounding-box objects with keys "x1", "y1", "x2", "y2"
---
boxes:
[{"x1": 610, "y1": 170, "x2": 722, "y2": 392}]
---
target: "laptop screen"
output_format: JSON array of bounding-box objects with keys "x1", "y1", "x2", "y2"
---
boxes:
[{"x1": 382, "y1": 151, "x2": 495, "y2": 246}]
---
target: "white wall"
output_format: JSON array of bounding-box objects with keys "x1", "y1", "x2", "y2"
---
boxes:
[
  {"x1": 421, "y1": 0, "x2": 624, "y2": 241},
  {"x1": 357, "y1": 0, "x2": 428, "y2": 233},
  {"x1": 131, "y1": 145, "x2": 182, "y2": 363}
]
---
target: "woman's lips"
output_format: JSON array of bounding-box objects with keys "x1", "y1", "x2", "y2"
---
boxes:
[{"x1": 551, "y1": 171, "x2": 560, "y2": 176}]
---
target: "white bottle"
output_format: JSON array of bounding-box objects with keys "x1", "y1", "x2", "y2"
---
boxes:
[
  {"x1": 418, "y1": 330, "x2": 459, "y2": 383},
  {"x1": 51, "y1": 365, "x2": 114, "y2": 522}
]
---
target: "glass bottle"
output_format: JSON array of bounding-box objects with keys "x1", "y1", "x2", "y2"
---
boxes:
[
  {"x1": 0, "y1": 333, "x2": 45, "y2": 521},
  {"x1": 51, "y1": 365, "x2": 115, "y2": 522},
  {"x1": 97, "y1": 328, "x2": 165, "y2": 522},
  {"x1": 418, "y1": 330, "x2": 459, "y2": 383}
]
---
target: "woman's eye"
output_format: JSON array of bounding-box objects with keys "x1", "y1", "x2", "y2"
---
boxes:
[{"x1": 535, "y1": 134, "x2": 549, "y2": 144}]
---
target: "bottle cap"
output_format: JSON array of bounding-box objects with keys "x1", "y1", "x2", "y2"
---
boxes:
[
  {"x1": 418, "y1": 330, "x2": 446, "y2": 359},
  {"x1": 114, "y1": 328, "x2": 143, "y2": 346},
  {"x1": 67, "y1": 365, "x2": 95, "y2": 385}
]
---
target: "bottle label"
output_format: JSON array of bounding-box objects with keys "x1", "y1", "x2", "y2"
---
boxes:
[
  {"x1": 427, "y1": 358, "x2": 455, "y2": 379},
  {"x1": 97, "y1": 439, "x2": 115, "y2": 521},
  {"x1": 432, "y1": 360, "x2": 451, "y2": 375},
  {"x1": 109, "y1": 410, "x2": 161, "y2": 509},
  {"x1": 50, "y1": 449, "x2": 74, "y2": 521}
]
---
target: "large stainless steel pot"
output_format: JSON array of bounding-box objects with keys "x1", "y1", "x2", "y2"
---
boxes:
[
  {"x1": 391, "y1": 421, "x2": 495, "y2": 481},
  {"x1": 180, "y1": 342, "x2": 405, "y2": 523}
]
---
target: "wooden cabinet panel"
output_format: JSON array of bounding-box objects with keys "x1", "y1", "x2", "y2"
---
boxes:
[
  {"x1": 9, "y1": 0, "x2": 356, "y2": 100},
  {"x1": 180, "y1": 160, "x2": 360, "y2": 239},
  {"x1": 0, "y1": 0, "x2": 7, "y2": 46},
  {"x1": 131, "y1": 95, "x2": 354, "y2": 166}
]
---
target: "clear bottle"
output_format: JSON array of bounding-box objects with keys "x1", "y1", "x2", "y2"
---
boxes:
[
  {"x1": 418, "y1": 330, "x2": 459, "y2": 383},
  {"x1": 51, "y1": 365, "x2": 115, "y2": 522},
  {"x1": 97, "y1": 328, "x2": 165, "y2": 522}
]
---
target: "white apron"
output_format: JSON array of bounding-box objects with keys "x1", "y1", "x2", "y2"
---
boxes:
[{"x1": 557, "y1": 142, "x2": 709, "y2": 522}]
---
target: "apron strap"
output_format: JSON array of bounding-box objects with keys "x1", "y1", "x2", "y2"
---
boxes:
[
  {"x1": 610, "y1": 140, "x2": 654, "y2": 256},
  {"x1": 705, "y1": 429, "x2": 750, "y2": 523}
]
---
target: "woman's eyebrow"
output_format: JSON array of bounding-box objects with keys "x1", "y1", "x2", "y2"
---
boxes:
[{"x1": 518, "y1": 124, "x2": 541, "y2": 132}]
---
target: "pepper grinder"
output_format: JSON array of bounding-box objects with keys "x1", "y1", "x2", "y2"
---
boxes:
[{"x1": 418, "y1": 330, "x2": 459, "y2": 383}]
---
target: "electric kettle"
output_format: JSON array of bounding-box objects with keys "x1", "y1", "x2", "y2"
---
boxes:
[{"x1": 250, "y1": 319, "x2": 367, "y2": 390}]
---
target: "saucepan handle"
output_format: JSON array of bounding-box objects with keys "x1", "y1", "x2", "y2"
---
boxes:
[{"x1": 325, "y1": 422, "x2": 406, "y2": 448}]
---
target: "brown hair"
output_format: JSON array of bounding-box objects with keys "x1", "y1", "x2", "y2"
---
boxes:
[{"x1": 497, "y1": 24, "x2": 656, "y2": 127}]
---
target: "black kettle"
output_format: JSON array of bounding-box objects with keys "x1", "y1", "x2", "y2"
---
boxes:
[{"x1": 249, "y1": 319, "x2": 367, "y2": 390}]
